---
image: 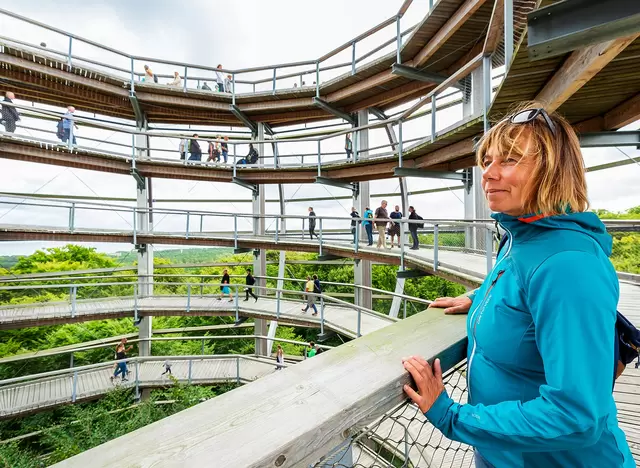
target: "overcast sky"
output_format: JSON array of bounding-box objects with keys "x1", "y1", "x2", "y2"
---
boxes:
[{"x1": 0, "y1": 0, "x2": 638, "y2": 258}]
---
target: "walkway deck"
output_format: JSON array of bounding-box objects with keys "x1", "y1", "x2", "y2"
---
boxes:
[
  {"x1": 0, "y1": 356, "x2": 276, "y2": 418},
  {"x1": 0, "y1": 296, "x2": 395, "y2": 338},
  {"x1": 0, "y1": 115, "x2": 479, "y2": 183},
  {"x1": 0, "y1": 0, "x2": 495, "y2": 126}
]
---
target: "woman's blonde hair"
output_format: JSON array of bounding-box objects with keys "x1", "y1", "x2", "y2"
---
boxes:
[{"x1": 476, "y1": 102, "x2": 589, "y2": 216}]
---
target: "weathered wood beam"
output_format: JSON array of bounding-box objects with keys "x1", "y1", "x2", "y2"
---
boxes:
[
  {"x1": 36, "y1": 309, "x2": 468, "y2": 467},
  {"x1": 535, "y1": 34, "x2": 640, "y2": 112},
  {"x1": 0, "y1": 54, "x2": 129, "y2": 97},
  {"x1": 483, "y1": 0, "x2": 505, "y2": 55},
  {"x1": 238, "y1": 97, "x2": 314, "y2": 112},
  {"x1": 415, "y1": 137, "x2": 477, "y2": 168},
  {"x1": 136, "y1": 92, "x2": 228, "y2": 111},
  {"x1": 413, "y1": 0, "x2": 490, "y2": 68},
  {"x1": 603, "y1": 92, "x2": 640, "y2": 129},
  {"x1": 345, "y1": 81, "x2": 435, "y2": 113}
]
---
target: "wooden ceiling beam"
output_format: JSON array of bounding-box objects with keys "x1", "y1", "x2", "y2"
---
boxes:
[
  {"x1": 345, "y1": 81, "x2": 435, "y2": 113},
  {"x1": 536, "y1": 34, "x2": 640, "y2": 112},
  {"x1": 413, "y1": 0, "x2": 490, "y2": 68},
  {"x1": 414, "y1": 137, "x2": 476, "y2": 168},
  {"x1": 483, "y1": 0, "x2": 505, "y2": 55}
]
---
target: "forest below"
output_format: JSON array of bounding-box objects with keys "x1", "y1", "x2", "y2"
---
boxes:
[{"x1": 0, "y1": 206, "x2": 636, "y2": 465}]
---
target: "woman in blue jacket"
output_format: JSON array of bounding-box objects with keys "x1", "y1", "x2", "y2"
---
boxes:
[{"x1": 402, "y1": 104, "x2": 634, "y2": 467}]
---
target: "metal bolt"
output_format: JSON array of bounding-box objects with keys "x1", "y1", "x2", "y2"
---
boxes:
[{"x1": 275, "y1": 454, "x2": 286, "y2": 466}]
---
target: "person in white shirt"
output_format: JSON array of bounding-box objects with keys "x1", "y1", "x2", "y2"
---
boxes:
[{"x1": 215, "y1": 64, "x2": 225, "y2": 92}]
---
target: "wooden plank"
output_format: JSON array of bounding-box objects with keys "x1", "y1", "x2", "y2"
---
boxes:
[
  {"x1": 483, "y1": 0, "x2": 505, "y2": 55},
  {"x1": 536, "y1": 34, "x2": 640, "y2": 112},
  {"x1": 51, "y1": 311, "x2": 468, "y2": 467},
  {"x1": 413, "y1": 0, "x2": 489, "y2": 68}
]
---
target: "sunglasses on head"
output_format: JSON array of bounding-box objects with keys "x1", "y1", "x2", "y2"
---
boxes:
[{"x1": 509, "y1": 108, "x2": 557, "y2": 136}]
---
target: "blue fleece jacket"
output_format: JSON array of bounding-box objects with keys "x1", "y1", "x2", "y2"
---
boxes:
[{"x1": 425, "y1": 211, "x2": 634, "y2": 467}]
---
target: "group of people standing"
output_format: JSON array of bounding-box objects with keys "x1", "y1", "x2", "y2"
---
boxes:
[
  {"x1": 309, "y1": 201, "x2": 424, "y2": 250},
  {"x1": 144, "y1": 64, "x2": 233, "y2": 93},
  {"x1": 180, "y1": 136, "x2": 258, "y2": 166}
]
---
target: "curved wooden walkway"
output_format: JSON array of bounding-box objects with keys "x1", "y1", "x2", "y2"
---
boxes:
[
  {"x1": 0, "y1": 355, "x2": 277, "y2": 418},
  {"x1": 0, "y1": 0, "x2": 496, "y2": 126},
  {"x1": 0, "y1": 295, "x2": 396, "y2": 338}
]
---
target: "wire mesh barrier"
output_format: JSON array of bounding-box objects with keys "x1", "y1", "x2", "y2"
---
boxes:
[{"x1": 316, "y1": 361, "x2": 473, "y2": 468}]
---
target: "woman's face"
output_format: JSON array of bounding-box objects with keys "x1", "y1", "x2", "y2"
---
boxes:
[{"x1": 481, "y1": 134, "x2": 534, "y2": 216}]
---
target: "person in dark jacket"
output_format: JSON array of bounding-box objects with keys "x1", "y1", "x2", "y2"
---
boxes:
[
  {"x1": 189, "y1": 134, "x2": 202, "y2": 162},
  {"x1": 308, "y1": 207, "x2": 317, "y2": 239},
  {"x1": 350, "y1": 206, "x2": 359, "y2": 244},
  {"x1": 244, "y1": 268, "x2": 258, "y2": 302},
  {"x1": 408, "y1": 206, "x2": 420, "y2": 250},
  {"x1": 218, "y1": 268, "x2": 232, "y2": 302},
  {"x1": 1, "y1": 92, "x2": 20, "y2": 133}
]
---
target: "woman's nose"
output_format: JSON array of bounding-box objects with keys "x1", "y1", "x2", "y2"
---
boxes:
[{"x1": 482, "y1": 161, "x2": 500, "y2": 181}]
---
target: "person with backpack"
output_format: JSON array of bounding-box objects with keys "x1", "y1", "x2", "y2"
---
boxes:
[
  {"x1": 350, "y1": 206, "x2": 360, "y2": 244},
  {"x1": 244, "y1": 268, "x2": 258, "y2": 302},
  {"x1": 408, "y1": 206, "x2": 423, "y2": 250},
  {"x1": 1, "y1": 91, "x2": 20, "y2": 133},
  {"x1": 188, "y1": 134, "x2": 202, "y2": 162},
  {"x1": 307, "y1": 207, "x2": 317, "y2": 240},
  {"x1": 110, "y1": 338, "x2": 133, "y2": 382},
  {"x1": 345, "y1": 133, "x2": 353, "y2": 160},
  {"x1": 363, "y1": 206, "x2": 374, "y2": 246},
  {"x1": 218, "y1": 268, "x2": 232, "y2": 302},
  {"x1": 61, "y1": 106, "x2": 78, "y2": 145},
  {"x1": 301, "y1": 275, "x2": 318, "y2": 316},
  {"x1": 405, "y1": 105, "x2": 634, "y2": 468}
]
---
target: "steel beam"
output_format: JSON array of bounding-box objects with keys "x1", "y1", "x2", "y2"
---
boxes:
[
  {"x1": 397, "y1": 269, "x2": 431, "y2": 279},
  {"x1": 315, "y1": 177, "x2": 358, "y2": 192},
  {"x1": 312, "y1": 98, "x2": 356, "y2": 125},
  {"x1": 579, "y1": 131, "x2": 640, "y2": 148},
  {"x1": 391, "y1": 63, "x2": 462, "y2": 90},
  {"x1": 528, "y1": 0, "x2": 640, "y2": 61},
  {"x1": 393, "y1": 167, "x2": 466, "y2": 180},
  {"x1": 129, "y1": 93, "x2": 146, "y2": 129},
  {"x1": 230, "y1": 105, "x2": 258, "y2": 134},
  {"x1": 232, "y1": 177, "x2": 258, "y2": 194}
]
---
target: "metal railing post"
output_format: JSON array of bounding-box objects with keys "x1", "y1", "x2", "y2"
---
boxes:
[
  {"x1": 71, "y1": 286, "x2": 77, "y2": 318},
  {"x1": 185, "y1": 212, "x2": 190, "y2": 239},
  {"x1": 71, "y1": 370, "x2": 78, "y2": 403},
  {"x1": 232, "y1": 73, "x2": 236, "y2": 105},
  {"x1": 275, "y1": 217, "x2": 279, "y2": 243},
  {"x1": 186, "y1": 284, "x2": 191, "y2": 313},
  {"x1": 134, "y1": 283, "x2": 138, "y2": 322},
  {"x1": 315, "y1": 61, "x2": 320, "y2": 98},
  {"x1": 433, "y1": 224, "x2": 439, "y2": 272},
  {"x1": 132, "y1": 206, "x2": 137, "y2": 245},
  {"x1": 483, "y1": 54, "x2": 492, "y2": 133},
  {"x1": 429, "y1": 0, "x2": 433, "y2": 11},
  {"x1": 188, "y1": 359, "x2": 193, "y2": 384},
  {"x1": 319, "y1": 218, "x2": 323, "y2": 256},
  {"x1": 276, "y1": 288, "x2": 281, "y2": 318},
  {"x1": 396, "y1": 16, "x2": 402, "y2": 63},
  {"x1": 398, "y1": 120, "x2": 403, "y2": 167},
  {"x1": 486, "y1": 226, "x2": 494, "y2": 273},
  {"x1": 135, "y1": 360, "x2": 140, "y2": 398},
  {"x1": 357, "y1": 309, "x2": 362, "y2": 338},
  {"x1": 130, "y1": 57, "x2": 135, "y2": 93},
  {"x1": 70, "y1": 352, "x2": 74, "y2": 369},
  {"x1": 199, "y1": 214, "x2": 203, "y2": 233},
  {"x1": 354, "y1": 220, "x2": 359, "y2": 253},
  {"x1": 317, "y1": 140, "x2": 322, "y2": 176},
  {"x1": 400, "y1": 220, "x2": 405, "y2": 270},
  {"x1": 200, "y1": 279, "x2": 204, "y2": 297},
  {"x1": 431, "y1": 96, "x2": 437, "y2": 142},
  {"x1": 234, "y1": 287, "x2": 239, "y2": 321},
  {"x1": 201, "y1": 338, "x2": 205, "y2": 355},
  {"x1": 354, "y1": 128, "x2": 359, "y2": 162},
  {"x1": 233, "y1": 215, "x2": 238, "y2": 249},
  {"x1": 504, "y1": 0, "x2": 514, "y2": 70},
  {"x1": 320, "y1": 297, "x2": 325, "y2": 335},
  {"x1": 236, "y1": 356, "x2": 240, "y2": 384},
  {"x1": 351, "y1": 42, "x2": 356, "y2": 75},
  {"x1": 68, "y1": 203, "x2": 75, "y2": 232},
  {"x1": 272, "y1": 68, "x2": 277, "y2": 94},
  {"x1": 67, "y1": 37, "x2": 73, "y2": 68},
  {"x1": 183, "y1": 66, "x2": 188, "y2": 92}
]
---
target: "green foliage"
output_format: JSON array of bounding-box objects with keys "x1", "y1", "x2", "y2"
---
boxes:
[
  {"x1": 594, "y1": 206, "x2": 640, "y2": 274},
  {"x1": 0, "y1": 382, "x2": 238, "y2": 465},
  {"x1": 110, "y1": 247, "x2": 235, "y2": 265}
]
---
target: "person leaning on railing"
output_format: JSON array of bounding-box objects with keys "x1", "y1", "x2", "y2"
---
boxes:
[{"x1": 402, "y1": 103, "x2": 634, "y2": 467}]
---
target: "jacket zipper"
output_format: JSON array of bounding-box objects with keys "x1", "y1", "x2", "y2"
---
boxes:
[{"x1": 467, "y1": 223, "x2": 512, "y2": 399}]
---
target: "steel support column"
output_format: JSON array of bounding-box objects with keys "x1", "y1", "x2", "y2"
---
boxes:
[
  {"x1": 354, "y1": 110, "x2": 372, "y2": 311},
  {"x1": 266, "y1": 184, "x2": 287, "y2": 356},
  {"x1": 253, "y1": 123, "x2": 267, "y2": 356},
  {"x1": 136, "y1": 175, "x2": 153, "y2": 358}
]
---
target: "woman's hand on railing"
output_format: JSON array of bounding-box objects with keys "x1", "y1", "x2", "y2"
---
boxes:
[
  {"x1": 428, "y1": 296, "x2": 472, "y2": 315},
  {"x1": 402, "y1": 356, "x2": 445, "y2": 414}
]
